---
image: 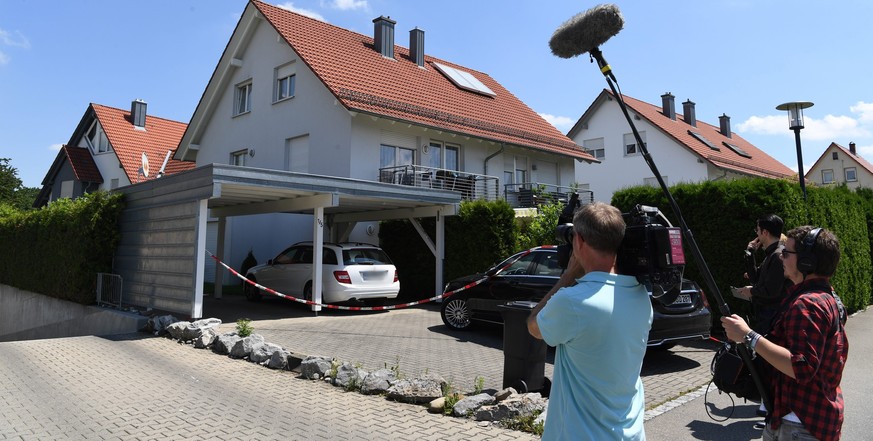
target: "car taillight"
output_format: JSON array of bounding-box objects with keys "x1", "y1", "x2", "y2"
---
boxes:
[
  {"x1": 699, "y1": 287, "x2": 710, "y2": 308},
  {"x1": 334, "y1": 271, "x2": 351, "y2": 284},
  {"x1": 393, "y1": 270, "x2": 398, "y2": 283}
]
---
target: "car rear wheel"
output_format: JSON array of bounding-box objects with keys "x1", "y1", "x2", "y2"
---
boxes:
[
  {"x1": 303, "y1": 281, "x2": 313, "y2": 302},
  {"x1": 441, "y1": 296, "x2": 472, "y2": 330},
  {"x1": 244, "y1": 278, "x2": 262, "y2": 302}
]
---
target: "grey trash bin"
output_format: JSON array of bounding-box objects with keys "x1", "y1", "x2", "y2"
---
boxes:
[{"x1": 498, "y1": 300, "x2": 551, "y2": 396}]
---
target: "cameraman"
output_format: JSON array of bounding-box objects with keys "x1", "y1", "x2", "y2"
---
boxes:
[
  {"x1": 722, "y1": 226, "x2": 848, "y2": 441},
  {"x1": 527, "y1": 202, "x2": 652, "y2": 440}
]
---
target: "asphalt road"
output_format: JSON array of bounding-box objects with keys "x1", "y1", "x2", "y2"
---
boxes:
[{"x1": 644, "y1": 308, "x2": 872, "y2": 440}]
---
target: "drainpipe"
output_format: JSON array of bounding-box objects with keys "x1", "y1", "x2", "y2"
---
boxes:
[{"x1": 484, "y1": 143, "x2": 505, "y2": 198}]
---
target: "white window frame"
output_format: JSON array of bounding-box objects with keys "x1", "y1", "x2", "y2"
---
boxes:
[
  {"x1": 583, "y1": 137, "x2": 605, "y2": 160},
  {"x1": 822, "y1": 169, "x2": 834, "y2": 184},
  {"x1": 624, "y1": 132, "x2": 645, "y2": 157},
  {"x1": 230, "y1": 149, "x2": 248, "y2": 166},
  {"x1": 234, "y1": 80, "x2": 252, "y2": 116},
  {"x1": 85, "y1": 121, "x2": 111, "y2": 154},
  {"x1": 274, "y1": 62, "x2": 297, "y2": 103},
  {"x1": 845, "y1": 167, "x2": 857, "y2": 182},
  {"x1": 425, "y1": 140, "x2": 460, "y2": 171}
]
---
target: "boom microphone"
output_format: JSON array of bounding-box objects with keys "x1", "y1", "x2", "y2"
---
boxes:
[{"x1": 549, "y1": 4, "x2": 624, "y2": 59}]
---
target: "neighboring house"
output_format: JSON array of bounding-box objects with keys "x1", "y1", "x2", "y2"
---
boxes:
[
  {"x1": 174, "y1": 0, "x2": 596, "y2": 277},
  {"x1": 34, "y1": 100, "x2": 195, "y2": 207},
  {"x1": 805, "y1": 142, "x2": 873, "y2": 189},
  {"x1": 568, "y1": 90, "x2": 794, "y2": 203}
]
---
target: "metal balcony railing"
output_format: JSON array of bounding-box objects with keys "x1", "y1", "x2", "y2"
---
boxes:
[
  {"x1": 504, "y1": 183, "x2": 594, "y2": 209},
  {"x1": 378, "y1": 165, "x2": 500, "y2": 201}
]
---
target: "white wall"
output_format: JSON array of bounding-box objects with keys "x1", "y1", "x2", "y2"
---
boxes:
[{"x1": 572, "y1": 100, "x2": 707, "y2": 203}]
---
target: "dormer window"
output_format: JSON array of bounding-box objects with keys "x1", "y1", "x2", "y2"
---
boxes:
[
  {"x1": 235, "y1": 80, "x2": 252, "y2": 116},
  {"x1": 85, "y1": 121, "x2": 110, "y2": 153}
]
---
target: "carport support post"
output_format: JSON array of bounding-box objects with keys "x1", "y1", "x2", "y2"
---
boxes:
[
  {"x1": 311, "y1": 206, "x2": 324, "y2": 313},
  {"x1": 213, "y1": 216, "x2": 227, "y2": 299},
  {"x1": 435, "y1": 209, "x2": 445, "y2": 298}
]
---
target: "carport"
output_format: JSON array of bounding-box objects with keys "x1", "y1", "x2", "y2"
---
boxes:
[{"x1": 113, "y1": 164, "x2": 460, "y2": 319}]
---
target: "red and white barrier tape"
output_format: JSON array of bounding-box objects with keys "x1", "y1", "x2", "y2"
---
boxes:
[{"x1": 206, "y1": 249, "x2": 531, "y2": 311}]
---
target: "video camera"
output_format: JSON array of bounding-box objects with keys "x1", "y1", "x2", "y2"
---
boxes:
[{"x1": 555, "y1": 195, "x2": 686, "y2": 302}]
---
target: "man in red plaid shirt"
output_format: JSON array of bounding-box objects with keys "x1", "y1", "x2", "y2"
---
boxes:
[{"x1": 723, "y1": 226, "x2": 848, "y2": 441}]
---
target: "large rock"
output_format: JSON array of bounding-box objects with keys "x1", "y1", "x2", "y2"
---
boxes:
[
  {"x1": 267, "y1": 349, "x2": 292, "y2": 370},
  {"x1": 453, "y1": 393, "x2": 495, "y2": 417},
  {"x1": 249, "y1": 342, "x2": 283, "y2": 364},
  {"x1": 212, "y1": 333, "x2": 241, "y2": 355},
  {"x1": 166, "y1": 318, "x2": 223, "y2": 341},
  {"x1": 300, "y1": 356, "x2": 333, "y2": 380},
  {"x1": 474, "y1": 392, "x2": 547, "y2": 421},
  {"x1": 360, "y1": 368, "x2": 396, "y2": 395},
  {"x1": 193, "y1": 328, "x2": 217, "y2": 349},
  {"x1": 144, "y1": 315, "x2": 179, "y2": 336},
  {"x1": 230, "y1": 334, "x2": 265, "y2": 359},
  {"x1": 333, "y1": 362, "x2": 367, "y2": 389},
  {"x1": 386, "y1": 373, "x2": 446, "y2": 404}
]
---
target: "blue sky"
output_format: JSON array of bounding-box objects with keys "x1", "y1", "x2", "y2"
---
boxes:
[{"x1": 2, "y1": 0, "x2": 872, "y2": 189}]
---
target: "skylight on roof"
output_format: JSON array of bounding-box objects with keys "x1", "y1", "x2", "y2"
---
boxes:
[
  {"x1": 432, "y1": 62, "x2": 495, "y2": 97},
  {"x1": 723, "y1": 141, "x2": 752, "y2": 159},
  {"x1": 688, "y1": 130, "x2": 720, "y2": 151}
]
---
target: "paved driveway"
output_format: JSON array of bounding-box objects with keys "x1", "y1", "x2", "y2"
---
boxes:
[{"x1": 0, "y1": 293, "x2": 717, "y2": 440}]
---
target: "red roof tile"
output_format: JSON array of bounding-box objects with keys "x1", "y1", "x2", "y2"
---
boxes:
[
  {"x1": 252, "y1": 0, "x2": 593, "y2": 162},
  {"x1": 614, "y1": 91, "x2": 794, "y2": 179},
  {"x1": 62, "y1": 145, "x2": 103, "y2": 183},
  {"x1": 92, "y1": 104, "x2": 195, "y2": 182}
]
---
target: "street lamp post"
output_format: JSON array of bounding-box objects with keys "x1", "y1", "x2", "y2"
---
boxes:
[{"x1": 776, "y1": 101, "x2": 814, "y2": 199}]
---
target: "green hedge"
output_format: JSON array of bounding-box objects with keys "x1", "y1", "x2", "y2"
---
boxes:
[
  {"x1": 0, "y1": 191, "x2": 125, "y2": 304},
  {"x1": 612, "y1": 179, "x2": 871, "y2": 319},
  {"x1": 379, "y1": 199, "x2": 516, "y2": 300}
]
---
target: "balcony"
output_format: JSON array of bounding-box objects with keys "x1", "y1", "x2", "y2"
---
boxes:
[
  {"x1": 505, "y1": 183, "x2": 593, "y2": 209},
  {"x1": 377, "y1": 165, "x2": 592, "y2": 209},
  {"x1": 379, "y1": 165, "x2": 500, "y2": 201}
]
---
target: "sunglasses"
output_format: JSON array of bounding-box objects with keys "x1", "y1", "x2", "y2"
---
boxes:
[{"x1": 780, "y1": 249, "x2": 798, "y2": 257}]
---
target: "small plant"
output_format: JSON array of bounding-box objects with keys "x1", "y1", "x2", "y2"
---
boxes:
[
  {"x1": 385, "y1": 355, "x2": 403, "y2": 379},
  {"x1": 442, "y1": 381, "x2": 463, "y2": 416},
  {"x1": 502, "y1": 410, "x2": 544, "y2": 436},
  {"x1": 236, "y1": 318, "x2": 253, "y2": 337},
  {"x1": 473, "y1": 376, "x2": 485, "y2": 395}
]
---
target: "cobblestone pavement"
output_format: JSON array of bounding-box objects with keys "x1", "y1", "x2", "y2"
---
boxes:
[{"x1": 0, "y1": 294, "x2": 718, "y2": 440}]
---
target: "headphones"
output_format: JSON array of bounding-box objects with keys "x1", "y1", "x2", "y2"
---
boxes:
[{"x1": 796, "y1": 227, "x2": 822, "y2": 275}]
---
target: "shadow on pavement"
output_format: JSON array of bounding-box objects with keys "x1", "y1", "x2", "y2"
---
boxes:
[{"x1": 202, "y1": 293, "x2": 392, "y2": 323}]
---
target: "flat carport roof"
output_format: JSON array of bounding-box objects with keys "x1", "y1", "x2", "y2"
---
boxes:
[{"x1": 115, "y1": 164, "x2": 460, "y2": 318}]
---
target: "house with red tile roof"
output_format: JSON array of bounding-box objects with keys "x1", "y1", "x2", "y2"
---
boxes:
[
  {"x1": 174, "y1": 0, "x2": 596, "y2": 276},
  {"x1": 34, "y1": 100, "x2": 195, "y2": 207},
  {"x1": 567, "y1": 89, "x2": 794, "y2": 203},
  {"x1": 806, "y1": 142, "x2": 873, "y2": 189}
]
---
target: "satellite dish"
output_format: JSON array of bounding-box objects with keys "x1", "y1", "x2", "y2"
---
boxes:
[{"x1": 141, "y1": 152, "x2": 150, "y2": 177}]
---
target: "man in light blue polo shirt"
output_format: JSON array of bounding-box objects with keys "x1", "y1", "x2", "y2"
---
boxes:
[{"x1": 528, "y1": 202, "x2": 652, "y2": 440}]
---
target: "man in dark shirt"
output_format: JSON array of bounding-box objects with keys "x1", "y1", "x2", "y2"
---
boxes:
[
  {"x1": 737, "y1": 214, "x2": 790, "y2": 334},
  {"x1": 723, "y1": 226, "x2": 848, "y2": 441}
]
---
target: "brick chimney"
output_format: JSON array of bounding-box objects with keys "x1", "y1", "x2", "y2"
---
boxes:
[
  {"x1": 131, "y1": 99, "x2": 147, "y2": 128},
  {"x1": 373, "y1": 16, "x2": 396, "y2": 58},
  {"x1": 682, "y1": 99, "x2": 697, "y2": 127},
  {"x1": 661, "y1": 93, "x2": 676, "y2": 120},
  {"x1": 719, "y1": 114, "x2": 731, "y2": 138},
  {"x1": 409, "y1": 27, "x2": 424, "y2": 67},
  {"x1": 850, "y1": 142, "x2": 857, "y2": 155}
]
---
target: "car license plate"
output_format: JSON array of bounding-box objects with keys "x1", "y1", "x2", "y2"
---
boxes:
[
  {"x1": 672, "y1": 294, "x2": 692, "y2": 305},
  {"x1": 361, "y1": 271, "x2": 385, "y2": 281}
]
